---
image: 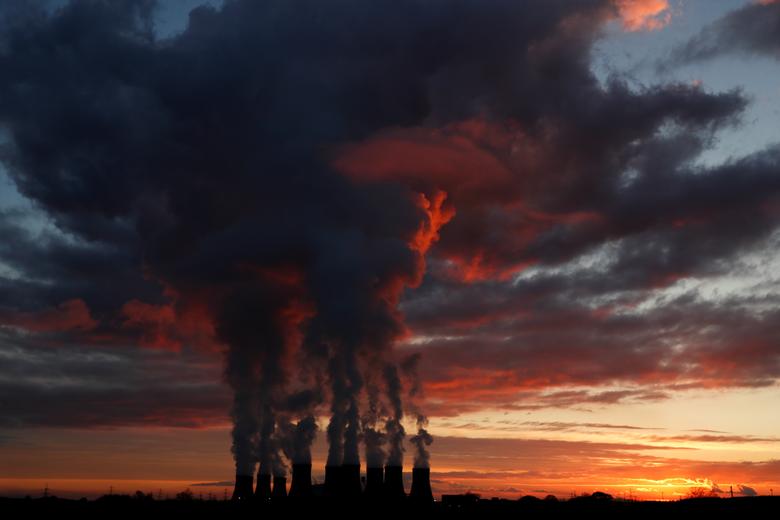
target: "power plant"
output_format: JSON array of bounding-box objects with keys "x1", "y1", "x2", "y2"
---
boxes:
[{"x1": 232, "y1": 462, "x2": 434, "y2": 504}]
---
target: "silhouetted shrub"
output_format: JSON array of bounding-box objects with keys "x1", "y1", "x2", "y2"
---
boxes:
[{"x1": 175, "y1": 489, "x2": 194, "y2": 501}]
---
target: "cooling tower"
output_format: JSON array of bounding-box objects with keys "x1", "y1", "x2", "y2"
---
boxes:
[
  {"x1": 289, "y1": 463, "x2": 313, "y2": 498},
  {"x1": 272, "y1": 476, "x2": 287, "y2": 499},
  {"x1": 232, "y1": 474, "x2": 254, "y2": 501},
  {"x1": 324, "y1": 465, "x2": 341, "y2": 497},
  {"x1": 341, "y1": 464, "x2": 362, "y2": 497},
  {"x1": 255, "y1": 472, "x2": 272, "y2": 500},
  {"x1": 364, "y1": 466, "x2": 383, "y2": 497},
  {"x1": 410, "y1": 467, "x2": 433, "y2": 502},
  {"x1": 383, "y1": 465, "x2": 405, "y2": 498}
]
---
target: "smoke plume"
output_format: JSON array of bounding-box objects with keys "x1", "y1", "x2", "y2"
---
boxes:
[
  {"x1": 362, "y1": 374, "x2": 387, "y2": 468},
  {"x1": 278, "y1": 415, "x2": 319, "y2": 471},
  {"x1": 384, "y1": 364, "x2": 406, "y2": 466},
  {"x1": 410, "y1": 416, "x2": 434, "y2": 469}
]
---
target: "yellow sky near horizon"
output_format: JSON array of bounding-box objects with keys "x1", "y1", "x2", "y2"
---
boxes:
[{"x1": 2, "y1": 384, "x2": 778, "y2": 501}]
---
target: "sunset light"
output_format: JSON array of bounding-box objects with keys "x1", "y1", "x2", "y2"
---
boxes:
[{"x1": 1, "y1": 1, "x2": 779, "y2": 517}]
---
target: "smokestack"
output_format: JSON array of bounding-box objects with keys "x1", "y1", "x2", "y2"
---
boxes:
[
  {"x1": 255, "y1": 473, "x2": 271, "y2": 500},
  {"x1": 364, "y1": 467, "x2": 383, "y2": 497},
  {"x1": 289, "y1": 463, "x2": 313, "y2": 498},
  {"x1": 324, "y1": 465, "x2": 341, "y2": 497},
  {"x1": 232, "y1": 474, "x2": 254, "y2": 501},
  {"x1": 410, "y1": 467, "x2": 433, "y2": 502},
  {"x1": 272, "y1": 476, "x2": 287, "y2": 499},
  {"x1": 340, "y1": 464, "x2": 361, "y2": 497},
  {"x1": 383, "y1": 465, "x2": 405, "y2": 499}
]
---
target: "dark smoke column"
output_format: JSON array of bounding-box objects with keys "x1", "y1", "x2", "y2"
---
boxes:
[
  {"x1": 225, "y1": 342, "x2": 259, "y2": 501},
  {"x1": 410, "y1": 422, "x2": 434, "y2": 502},
  {"x1": 286, "y1": 417, "x2": 317, "y2": 498},
  {"x1": 303, "y1": 189, "x2": 452, "y2": 499},
  {"x1": 216, "y1": 281, "x2": 309, "y2": 501},
  {"x1": 363, "y1": 379, "x2": 386, "y2": 499}
]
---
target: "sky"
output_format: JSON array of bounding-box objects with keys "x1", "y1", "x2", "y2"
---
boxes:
[{"x1": 0, "y1": 0, "x2": 779, "y2": 502}]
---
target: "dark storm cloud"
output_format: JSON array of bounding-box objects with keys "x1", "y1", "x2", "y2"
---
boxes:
[
  {"x1": 401, "y1": 287, "x2": 780, "y2": 415},
  {"x1": 668, "y1": 1, "x2": 780, "y2": 64},
  {"x1": 337, "y1": 79, "x2": 751, "y2": 283},
  {"x1": 0, "y1": 334, "x2": 228, "y2": 428},
  {"x1": 0, "y1": 209, "x2": 159, "y2": 316},
  {"x1": 0, "y1": 0, "x2": 778, "y2": 441},
  {"x1": 440, "y1": 83, "x2": 750, "y2": 268},
  {"x1": 1, "y1": 0, "x2": 519, "y2": 472}
]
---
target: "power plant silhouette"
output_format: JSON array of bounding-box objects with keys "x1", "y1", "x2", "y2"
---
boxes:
[{"x1": 231, "y1": 463, "x2": 433, "y2": 503}]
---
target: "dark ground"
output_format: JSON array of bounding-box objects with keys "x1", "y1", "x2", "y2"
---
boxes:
[{"x1": 1, "y1": 494, "x2": 778, "y2": 519}]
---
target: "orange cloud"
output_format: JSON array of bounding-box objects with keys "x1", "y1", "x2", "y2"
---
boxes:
[
  {"x1": 613, "y1": 0, "x2": 673, "y2": 32},
  {"x1": 119, "y1": 291, "x2": 217, "y2": 352},
  {"x1": 411, "y1": 190, "x2": 455, "y2": 257}
]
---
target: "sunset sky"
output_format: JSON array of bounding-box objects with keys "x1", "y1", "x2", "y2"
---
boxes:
[{"x1": 1, "y1": 0, "x2": 780, "y2": 502}]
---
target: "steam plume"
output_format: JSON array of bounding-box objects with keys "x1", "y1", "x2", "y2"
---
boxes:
[
  {"x1": 384, "y1": 364, "x2": 406, "y2": 466},
  {"x1": 410, "y1": 416, "x2": 434, "y2": 469},
  {"x1": 362, "y1": 375, "x2": 386, "y2": 468}
]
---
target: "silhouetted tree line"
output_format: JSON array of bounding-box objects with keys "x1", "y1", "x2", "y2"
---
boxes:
[{"x1": 1, "y1": 493, "x2": 778, "y2": 519}]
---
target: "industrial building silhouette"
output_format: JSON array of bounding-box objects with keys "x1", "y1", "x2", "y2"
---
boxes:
[{"x1": 231, "y1": 463, "x2": 432, "y2": 503}]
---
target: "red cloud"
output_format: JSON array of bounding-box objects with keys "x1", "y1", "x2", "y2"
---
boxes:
[
  {"x1": 397, "y1": 299, "x2": 780, "y2": 417},
  {"x1": 334, "y1": 118, "x2": 605, "y2": 283},
  {"x1": 334, "y1": 123, "x2": 516, "y2": 204},
  {"x1": 120, "y1": 300, "x2": 183, "y2": 351},
  {"x1": 119, "y1": 286, "x2": 216, "y2": 352},
  {"x1": 0, "y1": 299, "x2": 97, "y2": 333}
]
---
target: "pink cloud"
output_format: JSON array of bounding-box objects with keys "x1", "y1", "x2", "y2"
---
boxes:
[{"x1": 613, "y1": 0, "x2": 673, "y2": 32}]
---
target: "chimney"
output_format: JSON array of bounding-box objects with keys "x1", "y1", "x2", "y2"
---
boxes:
[
  {"x1": 289, "y1": 463, "x2": 313, "y2": 498},
  {"x1": 340, "y1": 464, "x2": 362, "y2": 497},
  {"x1": 383, "y1": 465, "x2": 405, "y2": 499},
  {"x1": 324, "y1": 465, "x2": 341, "y2": 497},
  {"x1": 254, "y1": 472, "x2": 271, "y2": 500},
  {"x1": 231, "y1": 473, "x2": 254, "y2": 501},
  {"x1": 364, "y1": 467, "x2": 383, "y2": 497},
  {"x1": 272, "y1": 476, "x2": 287, "y2": 499},
  {"x1": 410, "y1": 467, "x2": 433, "y2": 502}
]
